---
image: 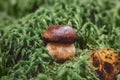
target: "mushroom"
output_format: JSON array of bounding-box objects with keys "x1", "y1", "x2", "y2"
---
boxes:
[
  {"x1": 89, "y1": 49, "x2": 120, "y2": 80},
  {"x1": 43, "y1": 25, "x2": 78, "y2": 62}
]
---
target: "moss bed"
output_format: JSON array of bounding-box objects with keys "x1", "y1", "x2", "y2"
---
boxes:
[{"x1": 0, "y1": 0, "x2": 120, "y2": 80}]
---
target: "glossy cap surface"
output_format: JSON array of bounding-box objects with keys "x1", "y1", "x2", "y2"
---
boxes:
[{"x1": 43, "y1": 25, "x2": 77, "y2": 43}]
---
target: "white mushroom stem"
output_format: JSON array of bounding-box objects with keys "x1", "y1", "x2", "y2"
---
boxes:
[{"x1": 46, "y1": 43, "x2": 76, "y2": 61}]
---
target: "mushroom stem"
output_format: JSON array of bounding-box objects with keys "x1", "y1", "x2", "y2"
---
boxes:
[{"x1": 46, "y1": 43, "x2": 76, "y2": 61}]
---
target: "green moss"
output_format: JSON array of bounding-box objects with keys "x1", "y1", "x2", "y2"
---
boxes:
[{"x1": 0, "y1": 0, "x2": 120, "y2": 80}]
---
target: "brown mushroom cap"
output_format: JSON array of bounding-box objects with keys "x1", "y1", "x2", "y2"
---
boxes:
[
  {"x1": 89, "y1": 49, "x2": 120, "y2": 80},
  {"x1": 43, "y1": 25, "x2": 77, "y2": 43}
]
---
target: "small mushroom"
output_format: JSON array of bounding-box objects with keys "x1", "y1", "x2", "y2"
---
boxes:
[
  {"x1": 89, "y1": 49, "x2": 120, "y2": 80},
  {"x1": 43, "y1": 25, "x2": 77, "y2": 62}
]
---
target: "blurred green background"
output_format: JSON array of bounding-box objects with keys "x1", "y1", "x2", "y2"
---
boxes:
[{"x1": 0, "y1": 0, "x2": 120, "y2": 80}]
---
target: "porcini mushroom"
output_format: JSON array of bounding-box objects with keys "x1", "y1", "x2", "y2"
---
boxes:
[{"x1": 43, "y1": 25, "x2": 77, "y2": 62}]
